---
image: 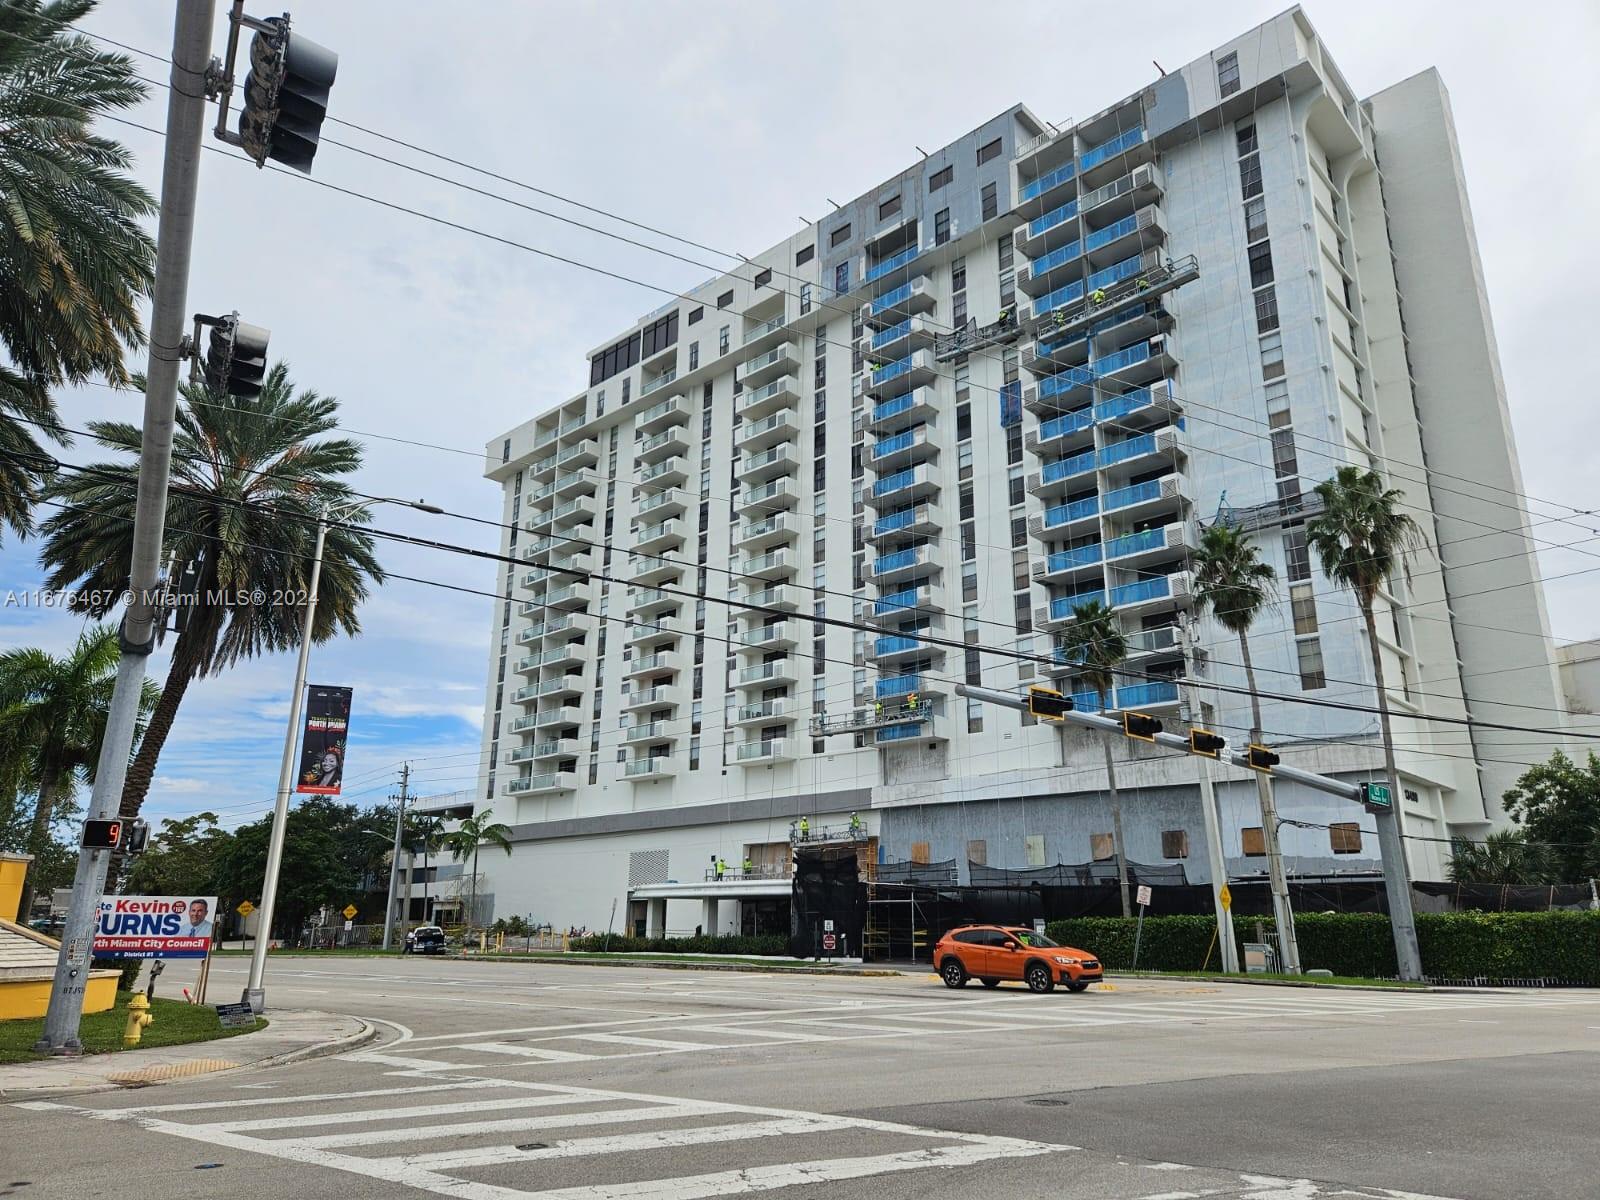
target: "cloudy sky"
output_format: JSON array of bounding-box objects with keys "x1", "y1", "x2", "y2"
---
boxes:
[{"x1": 2, "y1": 0, "x2": 1596, "y2": 830}]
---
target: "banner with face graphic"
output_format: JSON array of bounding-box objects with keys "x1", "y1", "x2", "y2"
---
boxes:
[
  {"x1": 94, "y1": 895, "x2": 217, "y2": 958},
  {"x1": 296, "y1": 684, "x2": 353, "y2": 795}
]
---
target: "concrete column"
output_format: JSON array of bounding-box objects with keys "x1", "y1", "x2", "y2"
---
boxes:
[
  {"x1": 646, "y1": 898, "x2": 667, "y2": 938},
  {"x1": 701, "y1": 897, "x2": 719, "y2": 934}
]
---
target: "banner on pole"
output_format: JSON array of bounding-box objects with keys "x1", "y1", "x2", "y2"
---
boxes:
[
  {"x1": 94, "y1": 895, "x2": 217, "y2": 959},
  {"x1": 296, "y1": 684, "x2": 353, "y2": 794}
]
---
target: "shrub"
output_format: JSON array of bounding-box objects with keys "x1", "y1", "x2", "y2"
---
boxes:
[
  {"x1": 567, "y1": 933, "x2": 788, "y2": 957},
  {"x1": 93, "y1": 957, "x2": 144, "y2": 991}
]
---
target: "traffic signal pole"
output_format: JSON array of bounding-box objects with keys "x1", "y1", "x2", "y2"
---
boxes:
[{"x1": 35, "y1": 0, "x2": 218, "y2": 1054}]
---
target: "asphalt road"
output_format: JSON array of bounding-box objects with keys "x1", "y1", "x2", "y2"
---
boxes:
[{"x1": 6, "y1": 954, "x2": 1599, "y2": 1199}]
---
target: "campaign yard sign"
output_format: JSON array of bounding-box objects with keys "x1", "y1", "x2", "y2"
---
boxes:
[{"x1": 94, "y1": 895, "x2": 217, "y2": 959}]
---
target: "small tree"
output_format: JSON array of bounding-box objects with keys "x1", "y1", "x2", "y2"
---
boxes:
[
  {"x1": 1446, "y1": 829, "x2": 1553, "y2": 885},
  {"x1": 1500, "y1": 749, "x2": 1600, "y2": 883},
  {"x1": 444, "y1": 810, "x2": 512, "y2": 931},
  {"x1": 1060, "y1": 600, "x2": 1132, "y2": 917}
]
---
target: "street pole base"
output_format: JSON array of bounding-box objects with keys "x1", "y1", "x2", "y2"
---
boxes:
[
  {"x1": 244, "y1": 986, "x2": 265, "y2": 1014},
  {"x1": 33, "y1": 1038, "x2": 83, "y2": 1057}
]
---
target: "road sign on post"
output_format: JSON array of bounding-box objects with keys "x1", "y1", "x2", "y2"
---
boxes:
[
  {"x1": 1218, "y1": 883, "x2": 1233, "y2": 910},
  {"x1": 236, "y1": 900, "x2": 255, "y2": 917},
  {"x1": 342, "y1": 904, "x2": 358, "y2": 921},
  {"x1": 1132, "y1": 886, "x2": 1152, "y2": 969},
  {"x1": 1362, "y1": 782, "x2": 1393, "y2": 811},
  {"x1": 1136, "y1": 885, "x2": 1152, "y2": 908}
]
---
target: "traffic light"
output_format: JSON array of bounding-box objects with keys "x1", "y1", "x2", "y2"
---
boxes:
[
  {"x1": 123, "y1": 820, "x2": 151, "y2": 856},
  {"x1": 81, "y1": 819, "x2": 123, "y2": 850},
  {"x1": 238, "y1": 16, "x2": 339, "y2": 173},
  {"x1": 1188, "y1": 728, "x2": 1227, "y2": 759},
  {"x1": 1245, "y1": 744, "x2": 1281, "y2": 773},
  {"x1": 204, "y1": 313, "x2": 270, "y2": 397},
  {"x1": 1027, "y1": 686, "x2": 1074, "y2": 720},
  {"x1": 1122, "y1": 711, "x2": 1162, "y2": 741}
]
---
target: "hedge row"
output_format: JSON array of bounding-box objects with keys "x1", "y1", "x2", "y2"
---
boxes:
[
  {"x1": 1044, "y1": 911, "x2": 1600, "y2": 983},
  {"x1": 566, "y1": 933, "x2": 789, "y2": 957}
]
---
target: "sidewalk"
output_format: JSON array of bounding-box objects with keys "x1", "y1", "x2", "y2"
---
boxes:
[{"x1": 0, "y1": 1008, "x2": 374, "y2": 1101}]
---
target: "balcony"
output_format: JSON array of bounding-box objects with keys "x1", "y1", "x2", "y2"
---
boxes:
[
  {"x1": 737, "y1": 376, "x2": 799, "y2": 421},
  {"x1": 507, "y1": 713, "x2": 541, "y2": 735},
  {"x1": 1032, "y1": 494, "x2": 1100, "y2": 540},
  {"x1": 863, "y1": 245, "x2": 920, "y2": 285},
  {"x1": 633, "y1": 518, "x2": 686, "y2": 556},
  {"x1": 555, "y1": 439, "x2": 599, "y2": 471},
  {"x1": 1098, "y1": 427, "x2": 1182, "y2": 476},
  {"x1": 740, "y1": 443, "x2": 799, "y2": 483},
  {"x1": 867, "y1": 349, "x2": 936, "y2": 399},
  {"x1": 1017, "y1": 158, "x2": 1076, "y2": 210},
  {"x1": 527, "y1": 737, "x2": 581, "y2": 762},
  {"x1": 738, "y1": 659, "x2": 798, "y2": 688},
  {"x1": 733, "y1": 699, "x2": 792, "y2": 727},
  {"x1": 534, "y1": 581, "x2": 591, "y2": 611},
  {"x1": 638, "y1": 455, "x2": 688, "y2": 490},
  {"x1": 533, "y1": 705, "x2": 583, "y2": 730},
  {"x1": 1031, "y1": 541, "x2": 1103, "y2": 585},
  {"x1": 1043, "y1": 586, "x2": 1107, "y2": 627},
  {"x1": 637, "y1": 395, "x2": 689, "y2": 435},
  {"x1": 541, "y1": 495, "x2": 595, "y2": 530},
  {"x1": 740, "y1": 620, "x2": 800, "y2": 651},
  {"x1": 1015, "y1": 197, "x2": 1079, "y2": 260},
  {"x1": 870, "y1": 631, "x2": 939, "y2": 664},
  {"x1": 736, "y1": 738, "x2": 795, "y2": 764},
  {"x1": 505, "y1": 771, "x2": 578, "y2": 796},
  {"x1": 1124, "y1": 625, "x2": 1180, "y2": 659},
  {"x1": 1111, "y1": 571, "x2": 1191, "y2": 615},
  {"x1": 871, "y1": 424, "x2": 941, "y2": 469},
  {"x1": 869, "y1": 501, "x2": 944, "y2": 541},
  {"x1": 1028, "y1": 406, "x2": 1095, "y2": 456},
  {"x1": 742, "y1": 313, "x2": 789, "y2": 352},
  {"x1": 735, "y1": 512, "x2": 799, "y2": 551},
  {"x1": 866, "y1": 277, "x2": 935, "y2": 324},
  {"x1": 634, "y1": 489, "x2": 687, "y2": 522},
  {"x1": 737, "y1": 410, "x2": 798, "y2": 453},
  {"x1": 862, "y1": 387, "x2": 936, "y2": 432},
  {"x1": 873, "y1": 544, "x2": 938, "y2": 584},
  {"x1": 629, "y1": 586, "x2": 679, "y2": 620},
  {"x1": 519, "y1": 612, "x2": 589, "y2": 643},
  {"x1": 520, "y1": 674, "x2": 584, "y2": 703},
  {"x1": 867, "y1": 314, "x2": 937, "y2": 359},
  {"x1": 624, "y1": 684, "x2": 682, "y2": 713},
  {"x1": 1027, "y1": 448, "x2": 1096, "y2": 499},
  {"x1": 628, "y1": 614, "x2": 679, "y2": 648},
  {"x1": 741, "y1": 342, "x2": 798, "y2": 389},
  {"x1": 1027, "y1": 278, "x2": 1086, "y2": 324},
  {"x1": 1083, "y1": 206, "x2": 1166, "y2": 269},
  {"x1": 625, "y1": 720, "x2": 676, "y2": 746},
  {"x1": 1069, "y1": 680, "x2": 1181, "y2": 713},
  {"x1": 637, "y1": 427, "x2": 690, "y2": 465},
  {"x1": 535, "y1": 640, "x2": 586, "y2": 670},
  {"x1": 867, "y1": 464, "x2": 937, "y2": 507},
  {"x1": 1023, "y1": 364, "x2": 1095, "y2": 415},
  {"x1": 1102, "y1": 472, "x2": 1188, "y2": 518},
  {"x1": 522, "y1": 537, "x2": 592, "y2": 571},
  {"x1": 624, "y1": 756, "x2": 674, "y2": 780},
  {"x1": 1078, "y1": 125, "x2": 1147, "y2": 177},
  {"x1": 1104, "y1": 522, "x2": 1187, "y2": 565},
  {"x1": 628, "y1": 650, "x2": 683, "y2": 680},
  {"x1": 742, "y1": 476, "x2": 799, "y2": 512},
  {"x1": 741, "y1": 548, "x2": 797, "y2": 581},
  {"x1": 629, "y1": 551, "x2": 682, "y2": 587},
  {"x1": 745, "y1": 583, "x2": 803, "y2": 612},
  {"x1": 870, "y1": 583, "x2": 941, "y2": 621},
  {"x1": 873, "y1": 674, "x2": 938, "y2": 702},
  {"x1": 639, "y1": 367, "x2": 677, "y2": 398},
  {"x1": 875, "y1": 715, "x2": 945, "y2": 746}
]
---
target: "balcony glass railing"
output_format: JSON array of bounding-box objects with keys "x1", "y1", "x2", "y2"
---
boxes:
[
  {"x1": 739, "y1": 661, "x2": 792, "y2": 684},
  {"x1": 1040, "y1": 408, "x2": 1095, "y2": 441},
  {"x1": 875, "y1": 634, "x2": 922, "y2": 656},
  {"x1": 743, "y1": 345, "x2": 792, "y2": 374},
  {"x1": 1079, "y1": 126, "x2": 1144, "y2": 172},
  {"x1": 744, "y1": 480, "x2": 792, "y2": 505},
  {"x1": 743, "y1": 446, "x2": 792, "y2": 472},
  {"x1": 1042, "y1": 450, "x2": 1096, "y2": 484},
  {"x1": 1094, "y1": 386, "x2": 1160, "y2": 423},
  {"x1": 1094, "y1": 342, "x2": 1153, "y2": 376},
  {"x1": 1105, "y1": 527, "x2": 1165, "y2": 558},
  {"x1": 1027, "y1": 198, "x2": 1079, "y2": 239},
  {"x1": 864, "y1": 246, "x2": 919, "y2": 284},
  {"x1": 1034, "y1": 279, "x2": 1086, "y2": 317},
  {"x1": 872, "y1": 468, "x2": 920, "y2": 498},
  {"x1": 741, "y1": 412, "x2": 792, "y2": 441},
  {"x1": 744, "y1": 551, "x2": 790, "y2": 573},
  {"x1": 1084, "y1": 213, "x2": 1139, "y2": 253},
  {"x1": 870, "y1": 319, "x2": 911, "y2": 351},
  {"x1": 1028, "y1": 239, "x2": 1082, "y2": 278},
  {"x1": 1019, "y1": 160, "x2": 1076, "y2": 203},
  {"x1": 1039, "y1": 366, "x2": 1095, "y2": 401},
  {"x1": 874, "y1": 506, "x2": 919, "y2": 535},
  {"x1": 638, "y1": 429, "x2": 682, "y2": 454},
  {"x1": 875, "y1": 674, "x2": 923, "y2": 699},
  {"x1": 1103, "y1": 479, "x2": 1164, "y2": 511},
  {"x1": 874, "y1": 548, "x2": 918, "y2": 576},
  {"x1": 873, "y1": 430, "x2": 922, "y2": 460},
  {"x1": 737, "y1": 701, "x2": 786, "y2": 722},
  {"x1": 624, "y1": 758, "x2": 668, "y2": 777},
  {"x1": 1087, "y1": 254, "x2": 1144, "y2": 292},
  {"x1": 1111, "y1": 577, "x2": 1170, "y2": 606},
  {"x1": 1049, "y1": 589, "x2": 1106, "y2": 620},
  {"x1": 1044, "y1": 543, "x2": 1103, "y2": 573},
  {"x1": 640, "y1": 368, "x2": 677, "y2": 397},
  {"x1": 872, "y1": 393, "x2": 917, "y2": 424},
  {"x1": 876, "y1": 721, "x2": 926, "y2": 743},
  {"x1": 870, "y1": 282, "x2": 912, "y2": 317},
  {"x1": 870, "y1": 355, "x2": 915, "y2": 386},
  {"x1": 1098, "y1": 433, "x2": 1157, "y2": 466},
  {"x1": 1044, "y1": 495, "x2": 1100, "y2": 526},
  {"x1": 742, "y1": 378, "x2": 792, "y2": 406},
  {"x1": 742, "y1": 315, "x2": 785, "y2": 345},
  {"x1": 1116, "y1": 680, "x2": 1178, "y2": 708}
]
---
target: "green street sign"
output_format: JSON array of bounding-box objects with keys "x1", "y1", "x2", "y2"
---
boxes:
[{"x1": 1363, "y1": 782, "x2": 1393, "y2": 808}]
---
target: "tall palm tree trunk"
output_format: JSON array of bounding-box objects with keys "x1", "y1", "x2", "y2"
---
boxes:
[
  {"x1": 471, "y1": 843, "x2": 480, "y2": 931},
  {"x1": 1239, "y1": 631, "x2": 1300, "y2": 972},
  {"x1": 117, "y1": 650, "x2": 199, "y2": 820},
  {"x1": 16, "y1": 763, "x2": 62, "y2": 920},
  {"x1": 1359, "y1": 599, "x2": 1412, "y2": 875},
  {"x1": 1100, "y1": 688, "x2": 1131, "y2": 917}
]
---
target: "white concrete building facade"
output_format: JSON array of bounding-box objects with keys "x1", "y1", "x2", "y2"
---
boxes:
[{"x1": 472, "y1": 8, "x2": 1569, "y2": 936}]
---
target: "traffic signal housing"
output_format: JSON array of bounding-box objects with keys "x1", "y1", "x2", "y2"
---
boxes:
[
  {"x1": 204, "y1": 313, "x2": 270, "y2": 397},
  {"x1": 1245, "y1": 744, "x2": 1281, "y2": 773},
  {"x1": 123, "y1": 820, "x2": 151, "y2": 856},
  {"x1": 239, "y1": 16, "x2": 339, "y2": 173},
  {"x1": 81, "y1": 818, "x2": 123, "y2": 850},
  {"x1": 1027, "y1": 686, "x2": 1074, "y2": 721},
  {"x1": 1189, "y1": 728, "x2": 1227, "y2": 759},
  {"x1": 1123, "y1": 711, "x2": 1162, "y2": 741}
]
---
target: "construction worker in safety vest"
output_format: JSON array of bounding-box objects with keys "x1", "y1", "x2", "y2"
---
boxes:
[
  {"x1": 743, "y1": 856, "x2": 754, "y2": 875},
  {"x1": 1053, "y1": 308, "x2": 1067, "y2": 330},
  {"x1": 715, "y1": 856, "x2": 726, "y2": 880},
  {"x1": 1136, "y1": 275, "x2": 1150, "y2": 290},
  {"x1": 850, "y1": 811, "x2": 862, "y2": 835},
  {"x1": 906, "y1": 691, "x2": 919, "y2": 712},
  {"x1": 874, "y1": 699, "x2": 884, "y2": 719},
  {"x1": 997, "y1": 307, "x2": 1010, "y2": 325},
  {"x1": 1090, "y1": 288, "x2": 1107, "y2": 306},
  {"x1": 799, "y1": 816, "x2": 810, "y2": 841}
]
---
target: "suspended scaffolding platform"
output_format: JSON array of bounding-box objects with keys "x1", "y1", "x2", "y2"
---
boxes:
[
  {"x1": 932, "y1": 311, "x2": 1026, "y2": 362},
  {"x1": 1026, "y1": 254, "x2": 1200, "y2": 342},
  {"x1": 809, "y1": 702, "x2": 929, "y2": 737}
]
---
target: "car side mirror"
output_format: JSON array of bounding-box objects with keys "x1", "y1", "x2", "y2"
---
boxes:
[{"x1": 1003, "y1": 941, "x2": 1018, "y2": 951}]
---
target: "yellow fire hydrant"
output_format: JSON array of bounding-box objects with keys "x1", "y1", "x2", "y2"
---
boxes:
[{"x1": 123, "y1": 993, "x2": 154, "y2": 1047}]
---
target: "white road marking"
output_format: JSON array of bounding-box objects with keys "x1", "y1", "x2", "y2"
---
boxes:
[
  {"x1": 569, "y1": 1033, "x2": 731, "y2": 1051},
  {"x1": 287, "y1": 1102, "x2": 727, "y2": 1150},
  {"x1": 206, "y1": 1091, "x2": 607, "y2": 1133},
  {"x1": 470, "y1": 1042, "x2": 598, "y2": 1062},
  {"x1": 81, "y1": 1080, "x2": 488, "y2": 1114}
]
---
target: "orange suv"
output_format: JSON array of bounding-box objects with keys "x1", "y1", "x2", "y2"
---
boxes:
[{"x1": 936, "y1": 925, "x2": 1102, "y2": 993}]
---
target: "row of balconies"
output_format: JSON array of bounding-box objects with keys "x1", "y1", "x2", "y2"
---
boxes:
[
  {"x1": 1036, "y1": 570, "x2": 1194, "y2": 631},
  {"x1": 1027, "y1": 427, "x2": 1183, "y2": 499},
  {"x1": 1030, "y1": 471, "x2": 1189, "y2": 540}
]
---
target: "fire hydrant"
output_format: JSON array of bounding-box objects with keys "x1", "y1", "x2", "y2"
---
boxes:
[{"x1": 123, "y1": 993, "x2": 154, "y2": 1047}]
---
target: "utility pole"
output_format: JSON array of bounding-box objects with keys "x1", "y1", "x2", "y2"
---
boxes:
[
  {"x1": 1250, "y1": 737, "x2": 1300, "y2": 973},
  {"x1": 34, "y1": 0, "x2": 218, "y2": 1055},
  {"x1": 1175, "y1": 622, "x2": 1239, "y2": 973},
  {"x1": 382, "y1": 763, "x2": 410, "y2": 950}
]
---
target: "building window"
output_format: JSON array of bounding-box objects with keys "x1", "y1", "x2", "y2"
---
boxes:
[
  {"x1": 1254, "y1": 285, "x2": 1279, "y2": 333},
  {"x1": 1244, "y1": 197, "x2": 1267, "y2": 243},
  {"x1": 501, "y1": 437, "x2": 510, "y2": 463},
  {"x1": 1296, "y1": 637, "x2": 1327, "y2": 690},
  {"x1": 589, "y1": 331, "x2": 642, "y2": 386},
  {"x1": 796, "y1": 244, "x2": 814, "y2": 266},
  {"x1": 878, "y1": 194, "x2": 901, "y2": 221},
  {"x1": 1239, "y1": 153, "x2": 1263, "y2": 199},
  {"x1": 688, "y1": 306, "x2": 703, "y2": 326},
  {"x1": 1090, "y1": 833, "x2": 1115, "y2": 862},
  {"x1": 1236, "y1": 123, "x2": 1258, "y2": 157},
  {"x1": 1241, "y1": 827, "x2": 1266, "y2": 857},
  {"x1": 689, "y1": 341, "x2": 699, "y2": 370},
  {"x1": 1259, "y1": 330, "x2": 1284, "y2": 380},
  {"x1": 719, "y1": 325, "x2": 730, "y2": 356},
  {"x1": 835, "y1": 261, "x2": 850, "y2": 294},
  {"x1": 1161, "y1": 830, "x2": 1190, "y2": 859},
  {"x1": 934, "y1": 207, "x2": 951, "y2": 245},
  {"x1": 800, "y1": 283, "x2": 813, "y2": 314},
  {"x1": 1248, "y1": 241, "x2": 1275, "y2": 288},
  {"x1": 829, "y1": 223, "x2": 851, "y2": 248},
  {"x1": 1283, "y1": 526, "x2": 1310, "y2": 582},
  {"x1": 977, "y1": 137, "x2": 1002, "y2": 166},
  {"x1": 754, "y1": 267, "x2": 772, "y2": 288},
  {"x1": 1217, "y1": 51, "x2": 1240, "y2": 97},
  {"x1": 929, "y1": 163, "x2": 953, "y2": 191},
  {"x1": 717, "y1": 289, "x2": 734, "y2": 309},
  {"x1": 980, "y1": 182, "x2": 998, "y2": 221},
  {"x1": 1330, "y1": 823, "x2": 1362, "y2": 854}
]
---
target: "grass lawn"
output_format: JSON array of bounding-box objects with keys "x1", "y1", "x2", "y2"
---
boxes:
[
  {"x1": 1116, "y1": 969, "x2": 1426, "y2": 989},
  {"x1": 0, "y1": 992, "x2": 267, "y2": 1064}
]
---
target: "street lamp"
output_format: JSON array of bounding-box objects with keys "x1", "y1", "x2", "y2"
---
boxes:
[{"x1": 244, "y1": 496, "x2": 442, "y2": 1012}]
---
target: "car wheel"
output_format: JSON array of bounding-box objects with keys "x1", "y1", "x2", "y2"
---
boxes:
[
  {"x1": 1025, "y1": 963, "x2": 1055, "y2": 993},
  {"x1": 1066, "y1": 981, "x2": 1090, "y2": 993},
  {"x1": 941, "y1": 959, "x2": 969, "y2": 988},
  {"x1": 980, "y1": 978, "x2": 1001, "y2": 989}
]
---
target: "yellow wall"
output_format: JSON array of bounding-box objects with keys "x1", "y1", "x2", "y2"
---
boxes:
[
  {"x1": 0, "y1": 971, "x2": 118, "y2": 1020},
  {"x1": 0, "y1": 853, "x2": 32, "y2": 923}
]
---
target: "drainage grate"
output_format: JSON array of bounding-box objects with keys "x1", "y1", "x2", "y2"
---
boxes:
[
  {"x1": 1024, "y1": 1097, "x2": 1071, "y2": 1107},
  {"x1": 515, "y1": 1143, "x2": 549, "y2": 1152}
]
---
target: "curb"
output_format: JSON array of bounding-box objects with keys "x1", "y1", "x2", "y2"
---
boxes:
[
  {"x1": 1107, "y1": 972, "x2": 1431, "y2": 993},
  {"x1": 448, "y1": 953, "x2": 906, "y2": 978},
  {"x1": 256, "y1": 1016, "x2": 377, "y2": 1067}
]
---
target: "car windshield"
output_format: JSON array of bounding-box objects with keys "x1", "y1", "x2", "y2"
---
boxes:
[{"x1": 1012, "y1": 930, "x2": 1059, "y2": 948}]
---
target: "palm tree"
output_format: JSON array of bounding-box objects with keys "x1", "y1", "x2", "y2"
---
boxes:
[
  {"x1": 0, "y1": 625, "x2": 157, "y2": 916},
  {"x1": 443, "y1": 809, "x2": 513, "y2": 932},
  {"x1": 36, "y1": 364, "x2": 383, "y2": 821},
  {"x1": 1446, "y1": 829, "x2": 1552, "y2": 885},
  {"x1": 1307, "y1": 466, "x2": 1426, "y2": 839},
  {"x1": 0, "y1": 0, "x2": 157, "y2": 539},
  {"x1": 1060, "y1": 600, "x2": 1132, "y2": 917},
  {"x1": 406, "y1": 812, "x2": 446, "y2": 924}
]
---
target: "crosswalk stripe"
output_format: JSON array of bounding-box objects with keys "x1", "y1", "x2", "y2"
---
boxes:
[
  {"x1": 280, "y1": 1102, "x2": 729, "y2": 1150},
  {"x1": 568, "y1": 1033, "x2": 728, "y2": 1051},
  {"x1": 46, "y1": 1080, "x2": 482, "y2": 1115},
  {"x1": 470, "y1": 1041, "x2": 599, "y2": 1062},
  {"x1": 207, "y1": 1092, "x2": 603, "y2": 1133},
  {"x1": 676, "y1": 1025, "x2": 809, "y2": 1042}
]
